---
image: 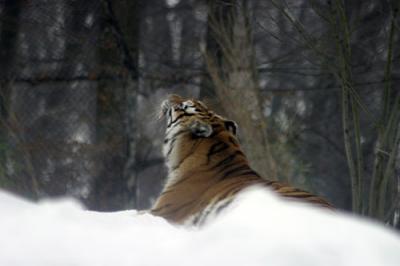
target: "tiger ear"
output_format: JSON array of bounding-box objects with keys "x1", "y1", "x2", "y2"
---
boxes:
[
  {"x1": 189, "y1": 120, "x2": 213, "y2": 137},
  {"x1": 224, "y1": 120, "x2": 237, "y2": 135}
]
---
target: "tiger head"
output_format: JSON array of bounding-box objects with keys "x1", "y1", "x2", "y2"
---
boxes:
[
  {"x1": 160, "y1": 94, "x2": 239, "y2": 180},
  {"x1": 160, "y1": 94, "x2": 237, "y2": 139}
]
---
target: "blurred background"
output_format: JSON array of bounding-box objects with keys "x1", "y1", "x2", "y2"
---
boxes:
[{"x1": 0, "y1": 0, "x2": 399, "y2": 229}]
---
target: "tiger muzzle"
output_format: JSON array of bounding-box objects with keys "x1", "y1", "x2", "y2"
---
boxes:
[{"x1": 160, "y1": 94, "x2": 185, "y2": 118}]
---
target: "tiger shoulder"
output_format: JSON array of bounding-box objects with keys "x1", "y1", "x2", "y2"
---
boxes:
[{"x1": 151, "y1": 94, "x2": 333, "y2": 226}]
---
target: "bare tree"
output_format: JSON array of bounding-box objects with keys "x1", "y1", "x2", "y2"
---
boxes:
[
  {"x1": 89, "y1": 0, "x2": 141, "y2": 210},
  {"x1": 269, "y1": 0, "x2": 400, "y2": 222},
  {"x1": 204, "y1": 0, "x2": 277, "y2": 180}
]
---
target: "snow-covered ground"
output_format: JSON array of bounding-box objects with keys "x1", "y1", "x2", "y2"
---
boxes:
[{"x1": 1, "y1": 188, "x2": 400, "y2": 266}]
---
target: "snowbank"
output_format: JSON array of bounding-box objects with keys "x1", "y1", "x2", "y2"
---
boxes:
[{"x1": 0, "y1": 188, "x2": 399, "y2": 266}]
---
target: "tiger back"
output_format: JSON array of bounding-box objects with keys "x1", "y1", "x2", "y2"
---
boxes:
[{"x1": 151, "y1": 94, "x2": 333, "y2": 226}]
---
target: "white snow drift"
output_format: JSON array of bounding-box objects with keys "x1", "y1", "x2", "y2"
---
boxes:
[{"x1": 0, "y1": 187, "x2": 400, "y2": 266}]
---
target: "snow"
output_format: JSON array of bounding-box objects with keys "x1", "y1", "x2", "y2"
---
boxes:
[{"x1": 1, "y1": 188, "x2": 400, "y2": 266}]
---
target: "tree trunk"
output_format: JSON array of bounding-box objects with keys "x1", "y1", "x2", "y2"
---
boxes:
[
  {"x1": 0, "y1": 0, "x2": 31, "y2": 196},
  {"x1": 204, "y1": 0, "x2": 277, "y2": 180},
  {"x1": 89, "y1": 0, "x2": 141, "y2": 210}
]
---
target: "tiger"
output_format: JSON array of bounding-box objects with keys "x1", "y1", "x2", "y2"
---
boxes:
[{"x1": 151, "y1": 94, "x2": 333, "y2": 226}]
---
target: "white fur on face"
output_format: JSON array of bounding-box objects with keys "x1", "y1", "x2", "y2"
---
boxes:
[
  {"x1": 162, "y1": 99, "x2": 205, "y2": 175},
  {"x1": 180, "y1": 100, "x2": 197, "y2": 114}
]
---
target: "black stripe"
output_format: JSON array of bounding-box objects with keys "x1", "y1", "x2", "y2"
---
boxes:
[
  {"x1": 167, "y1": 113, "x2": 194, "y2": 128},
  {"x1": 262, "y1": 180, "x2": 281, "y2": 189},
  {"x1": 239, "y1": 170, "x2": 260, "y2": 177},
  {"x1": 262, "y1": 179, "x2": 276, "y2": 186},
  {"x1": 214, "y1": 199, "x2": 234, "y2": 215},
  {"x1": 214, "y1": 150, "x2": 244, "y2": 169},
  {"x1": 216, "y1": 161, "x2": 238, "y2": 175},
  {"x1": 159, "y1": 187, "x2": 179, "y2": 196},
  {"x1": 170, "y1": 139, "x2": 201, "y2": 171},
  {"x1": 192, "y1": 212, "x2": 202, "y2": 225},
  {"x1": 216, "y1": 177, "x2": 262, "y2": 200},
  {"x1": 208, "y1": 124, "x2": 223, "y2": 138},
  {"x1": 166, "y1": 109, "x2": 173, "y2": 127},
  {"x1": 166, "y1": 172, "x2": 193, "y2": 188},
  {"x1": 214, "y1": 152, "x2": 246, "y2": 175},
  {"x1": 151, "y1": 203, "x2": 172, "y2": 213},
  {"x1": 167, "y1": 113, "x2": 183, "y2": 128},
  {"x1": 228, "y1": 136, "x2": 239, "y2": 146},
  {"x1": 166, "y1": 138, "x2": 177, "y2": 157},
  {"x1": 219, "y1": 165, "x2": 252, "y2": 180},
  {"x1": 207, "y1": 141, "x2": 229, "y2": 162},
  {"x1": 165, "y1": 129, "x2": 189, "y2": 157},
  {"x1": 170, "y1": 129, "x2": 187, "y2": 140},
  {"x1": 217, "y1": 186, "x2": 240, "y2": 201},
  {"x1": 283, "y1": 192, "x2": 313, "y2": 198},
  {"x1": 159, "y1": 199, "x2": 197, "y2": 217}
]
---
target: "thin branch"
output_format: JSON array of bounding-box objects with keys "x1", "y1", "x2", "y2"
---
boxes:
[{"x1": 101, "y1": 0, "x2": 138, "y2": 80}]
